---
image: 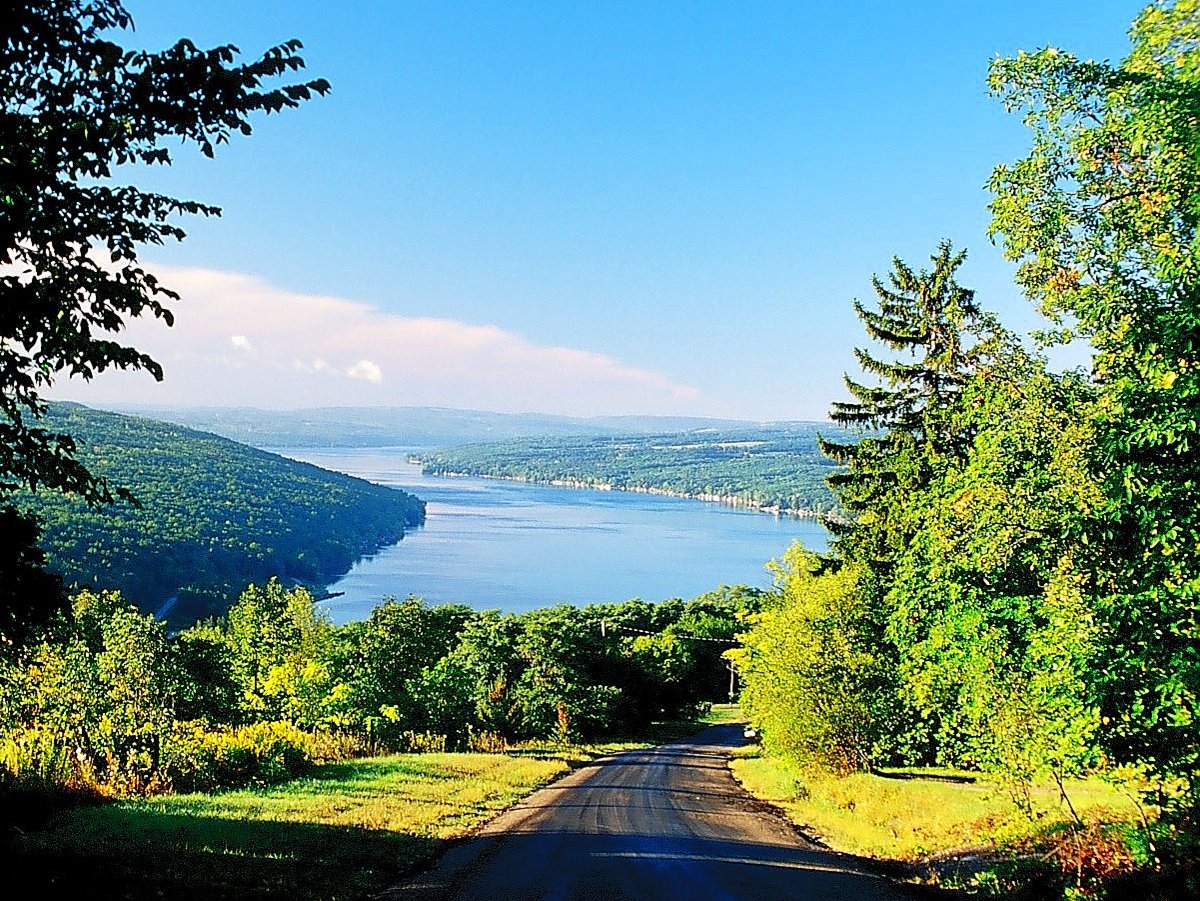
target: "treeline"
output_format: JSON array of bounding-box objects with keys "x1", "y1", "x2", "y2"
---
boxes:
[
  {"x1": 733, "y1": 5, "x2": 1200, "y2": 893},
  {"x1": 418, "y1": 426, "x2": 846, "y2": 515},
  {"x1": 0, "y1": 582, "x2": 760, "y2": 795},
  {"x1": 14, "y1": 405, "x2": 425, "y2": 624}
]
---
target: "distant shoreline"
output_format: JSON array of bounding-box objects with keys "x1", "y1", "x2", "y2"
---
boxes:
[{"x1": 413, "y1": 460, "x2": 834, "y2": 522}]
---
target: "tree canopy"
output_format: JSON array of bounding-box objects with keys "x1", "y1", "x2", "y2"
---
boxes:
[
  {"x1": 732, "y1": 9, "x2": 1200, "y2": 863},
  {"x1": 0, "y1": 0, "x2": 327, "y2": 499},
  {"x1": 0, "y1": 1, "x2": 327, "y2": 644},
  {"x1": 989, "y1": 0, "x2": 1200, "y2": 780}
]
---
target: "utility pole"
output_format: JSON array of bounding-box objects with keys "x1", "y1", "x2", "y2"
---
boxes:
[{"x1": 728, "y1": 663, "x2": 736, "y2": 701}]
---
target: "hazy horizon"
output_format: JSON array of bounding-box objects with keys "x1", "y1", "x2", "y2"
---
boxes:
[{"x1": 92, "y1": 399, "x2": 835, "y2": 427}]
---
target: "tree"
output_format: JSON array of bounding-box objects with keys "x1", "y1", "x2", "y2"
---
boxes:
[
  {"x1": 989, "y1": 0, "x2": 1200, "y2": 783},
  {"x1": 512, "y1": 606, "x2": 621, "y2": 741},
  {"x1": 225, "y1": 579, "x2": 336, "y2": 721},
  {"x1": 831, "y1": 241, "x2": 981, "y2": 442},
  {"x1": 729, "y1": 544, "x2": 894, "y2": 773},
  {"x1": 0, "y1": 504, "x2": 67, "y2": 651},
  {"x1": 0, "y1": 1, "x2": 327, "y2": 640},
  {"x1": 885, "y1": 342, "x2": 1103, "y2": 779},
  {"x1": 172, "y1": 620, "x2": 239, "y2": 724},
  {"x1": 352, "y1": 597, "x2": 474, "y2": 730},
  {"x1": 447, "y1": 611, "x2": 527, "y2": 738},
  {"x1": 820, "y1": 241, "x2": 984, "y2": 567},
  {"x1": 0, "y1": 589, "x2": 176, "y2": 793}
]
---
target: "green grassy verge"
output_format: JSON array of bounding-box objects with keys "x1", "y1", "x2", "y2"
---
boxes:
[
  {"x1": 700, "y1": 702, "x2": 746, "y2": 726},
  {"x1": 6, "y1": 718, "x2": 725, "y2": 901},
  {"x1": 9, "y1": 750, "x2": 573, "y2": 901},
  {"x1": 729, "y1": 748, "x2": 1135, "y2": 862}
]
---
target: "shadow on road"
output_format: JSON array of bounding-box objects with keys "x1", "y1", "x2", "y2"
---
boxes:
[{"x1": 391, "y1": 724, "x2": 969, "y2": 901}]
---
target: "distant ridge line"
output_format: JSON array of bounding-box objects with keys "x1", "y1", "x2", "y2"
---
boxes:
[{"x1": 95, "y1": 402, "x2": 837, "y2": 449}]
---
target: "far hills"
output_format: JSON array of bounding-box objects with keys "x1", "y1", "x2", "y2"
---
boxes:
[
  {"x1": 113, "y1": 404, "x2": 847, "y2": 517},
  {"x1": 15, "y1": 404, "x2": 425, "y2": 625},
  {"x1": 108, "y1": 404, "x2": 817, "y2": 448}
]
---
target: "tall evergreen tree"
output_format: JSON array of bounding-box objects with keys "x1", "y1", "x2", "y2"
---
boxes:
[{"x1": 820, "y1": 241, "x2": 982, "y2": 566}]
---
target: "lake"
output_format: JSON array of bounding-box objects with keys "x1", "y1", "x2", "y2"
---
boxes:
[{"x1": 274, "y1": 447, "x2": 829, "y2": 623}]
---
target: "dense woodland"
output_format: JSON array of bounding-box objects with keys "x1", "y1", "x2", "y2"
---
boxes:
[
  {"x1": 0, "y1": 582, "x2": 757, "y2": 794},
  {"x1": 418, "y1": 426, "x2": 844, "y2": 515},
  {"x1": 730, "y1": 4, "x2": 1200, "y2": 892},
  {"x1": 14, "y1": 405, "x2": 425, "y2": 624}
]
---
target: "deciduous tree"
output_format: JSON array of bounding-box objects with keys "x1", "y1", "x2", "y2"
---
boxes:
[
  {"x1": 989, "y1": 0, "x2": 1200, "y2": 782},
  {"x1": 0, "y1": 0, "x2": 327, "y2": 643}
]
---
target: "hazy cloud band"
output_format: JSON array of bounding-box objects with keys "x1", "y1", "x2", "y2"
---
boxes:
[{"x1": 51, "y1": 265, "x2": 711, "y2": 415}]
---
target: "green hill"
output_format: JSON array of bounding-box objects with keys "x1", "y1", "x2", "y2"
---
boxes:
[
  {"x1": 416, "y1": 426, "x2": 846, "y2": 516},
  {"x1": 15, "y1": 404, "x2": 425, "y2": 624}
]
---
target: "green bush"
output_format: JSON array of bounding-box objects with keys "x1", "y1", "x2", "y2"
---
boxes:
[
  {"x1": 730, "y1": 545, "x2": 895, "y2": 773},
  {"x1": 0, "y1": 591, "x2": 176, "y2": 796},
  {"x1": 164, "y1": 721, "x2": 347, "y2": 792}
]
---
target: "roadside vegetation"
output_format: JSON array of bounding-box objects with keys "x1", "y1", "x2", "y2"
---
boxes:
[
  {"x1": 728, "y1": 4, "x2": 1200, "y2": 897},
  {"x1": 0, "y1": 578, "x2": 747, "y2": 898},
  {"x1": 0, "y1": 581, "x2": 754, "y2": 796},
  {"x1": 731, "y1": 750, "x2": 1155, "y2": 890},
  {"x1": 10, "y1": 746, "x2": 623, "y2": 901}
]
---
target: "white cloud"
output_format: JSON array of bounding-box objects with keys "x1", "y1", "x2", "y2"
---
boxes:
[
  {"x1": 346, "y1": 359, "x2": 382, "y2": 383},
  {"x1": 49, "y1": 265, "x2": 714, "y2": 416}
]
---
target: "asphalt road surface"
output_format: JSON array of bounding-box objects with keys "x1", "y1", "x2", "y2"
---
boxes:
[{"x1": 383, "y1": 723, "x2": 914, "y2": 901}]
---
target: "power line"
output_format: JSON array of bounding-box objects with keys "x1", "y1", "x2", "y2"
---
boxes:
[{"x1": 600, "y1": 620, "x2": 738, "y2": 644}]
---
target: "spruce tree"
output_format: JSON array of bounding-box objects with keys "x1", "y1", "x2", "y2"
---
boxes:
[{"x1": 820, "y1": 241, "x2": 982, "y2": 565}]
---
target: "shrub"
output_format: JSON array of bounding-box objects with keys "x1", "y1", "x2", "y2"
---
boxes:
[
  {"x1": 164, "y1": 721, "x2": 350, "y2": 792},
  {"x1": 465, "y1": 728, "x2": 509, "y2": 754},
  {"x1": 0, "y1": 591, "x2": 176, "y2": 796},
  {"x1": 729, "y1": 546, "x2": 893, "y2": 773}
]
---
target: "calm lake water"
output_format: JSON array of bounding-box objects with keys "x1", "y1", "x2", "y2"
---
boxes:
[{"x1": 275, "y1": 447, "x2": 829, "y2": 623}]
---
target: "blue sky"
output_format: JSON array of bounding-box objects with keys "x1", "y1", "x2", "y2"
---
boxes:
[{"x1": 59, "y1": 1, "x2": 1143, "y2": 420}]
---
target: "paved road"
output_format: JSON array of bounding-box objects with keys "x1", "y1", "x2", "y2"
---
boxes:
[{"x1": 383, "y1": 724, "x2": 914, "y2": 901}]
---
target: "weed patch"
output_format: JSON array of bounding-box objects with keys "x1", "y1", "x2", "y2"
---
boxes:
[{"x1": 729, "y1": 751, "x2": 1133, "y2": 864}]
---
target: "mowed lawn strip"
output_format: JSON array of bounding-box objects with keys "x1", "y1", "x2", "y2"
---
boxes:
[
  {"x1": 14, "y1": 751, "x2": 576, "y2": 901},
  {"x1": 729, "y1": 749, "x2": 1137, "y2": 862}
]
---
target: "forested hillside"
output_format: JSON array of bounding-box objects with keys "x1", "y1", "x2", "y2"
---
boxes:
[
  {"x1": 14, "y1": 405, "x2": 425, "y2": 624},
  {"x1": 417, "y1": 426, "x2": 845, "y2": 515}
]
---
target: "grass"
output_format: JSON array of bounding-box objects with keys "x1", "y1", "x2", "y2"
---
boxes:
[
  {"x1": 5, "y1": 714, "x2": 728, "y2": 901},
  {"x1": 729, "y1": 749, "x2": 1138, "y2": 863},
  {"x1": 700, "y1": 702, "x2": 746, "y2": 726},
  {"x1": 8, "y1": 750, "x2": 576, "y2": 901}
]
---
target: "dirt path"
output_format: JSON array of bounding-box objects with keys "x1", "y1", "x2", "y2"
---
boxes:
[{"x1": 382, "y1": 723, "x2": 915, "y2": 900}]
